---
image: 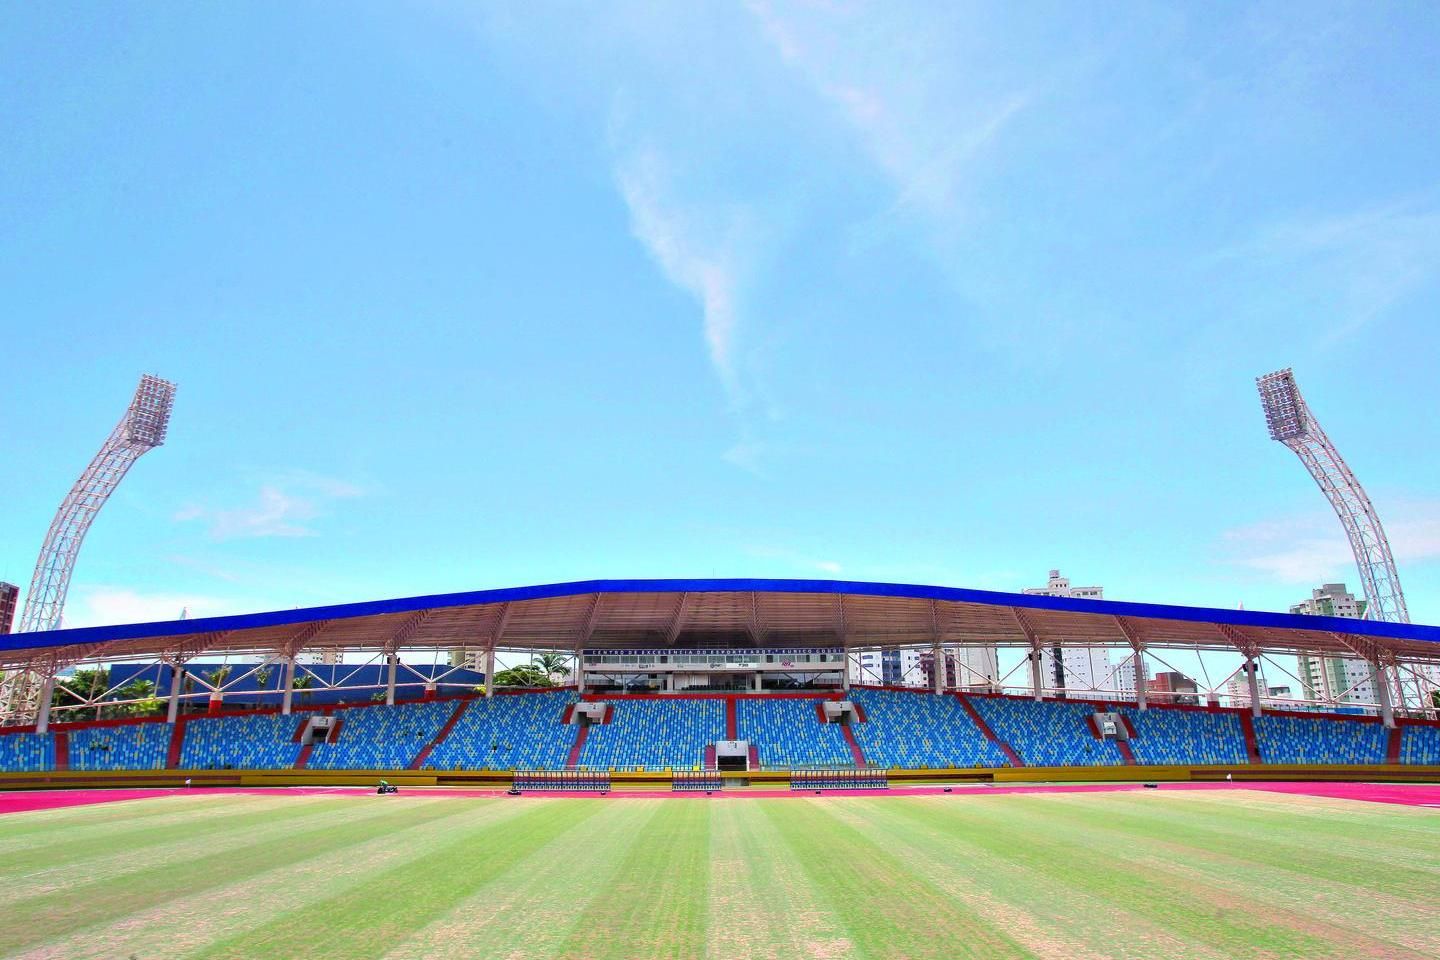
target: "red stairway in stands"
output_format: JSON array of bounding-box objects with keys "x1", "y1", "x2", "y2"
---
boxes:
[
  {"x1": 956, "y1": 694, "x2": 1025, "y2": 767},
  {"x1": 165, "y1": 719, "x2": 186, "y2": 769},
  {"x1": 840, "y1": 724, "x2": 867, "y2": 767},
  {"x1": 725, "y1": 698, "x2": 738, "y2": 739},
  {"x1": 53, "y1": 732, "x2": 69, "y2": 772},
  {"x1": 566, "y1": 725, "x2": 589, "y2": 767},
  {"x1": 410, "y1": 700, "x2": 471, "y2": 770},
  {"x1": 1239, "y1": 712, "x2": 1262, "y2": 763},
  {"x1": 1386, "y1": 726, "x2": 1403, "y2": 764}
]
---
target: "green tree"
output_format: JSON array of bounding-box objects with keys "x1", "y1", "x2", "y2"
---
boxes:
[
  {"x1": 111, "y1": 680, "x2": 162, "y2": 718},
  {"x1": 292, "y1": 672, "x2": 315, "y2": 704},
  {"x1": 51, "y1": 667, "x2": 110, "y2": 708},
  {"x1": 491, "y1": 665, "x2": 555, "y2": 689}
]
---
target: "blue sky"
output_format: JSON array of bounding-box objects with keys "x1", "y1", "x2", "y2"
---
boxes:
[{"x1": 2, "y1": 1, "x2": 1439, "y2": 633}]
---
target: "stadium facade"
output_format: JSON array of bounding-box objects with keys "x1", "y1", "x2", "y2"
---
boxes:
[{"x1": 2, "y1": 578, "x2": 1440, "y2": 788}]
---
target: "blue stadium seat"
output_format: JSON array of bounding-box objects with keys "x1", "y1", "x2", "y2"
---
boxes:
[
  {"x1": 308, "y1": 700, "x2": 453, "y2": 769},
  {"x1": 425, "y1": 692, "x2": 578, "y2": 771},
  {"x1": 969, "y1": 696, "x2": 1124, "y2": 766},
  {"x1": 1401, "y1": 724, "x2": 1440, "y2": 765},
  {"x1": 1119, "y1": 707, "x2": 1248, "y2": 765},
  {"x1": 736, "y1": 698, "x2": 852, "y2": 768},
  {"x1": 1253, "y1": 714, "x2": 1386, "y2": 764},
  {"x1": 847, "y1": 689, "x2": 1008, "y2": 769},
  {"x1": 0, "y1": 732, "x2": 54, "y2": 772},
  {"x1": 578, "y1": 698, "x2": 725, "y2": 772},
  {"x1": 179, "y1": 712, "x2": 305, "y2": 769},
  {"x1": 68, "y1": 723, "x2": 171, "y2": 771}
]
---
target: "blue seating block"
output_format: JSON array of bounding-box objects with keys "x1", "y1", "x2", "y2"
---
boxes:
[
  {"x1": 425, "y1": 692, "x2": 578, "y2": 771},
  {"x1": 69, "y1": 723, "x2": 171, "y2": 771},
  {"x1": 737, "y1": 698, "x2": 852, "y2": 768},
  {"x1": 578, "y1": 698, "x2": 725, "y2": 772},
  {"x1": 1120, "y1": 708, "x2": 1248, "y2": 765},
  {"x1": 0, "y1": 732, "x2": 54, "y2": 772},
  {"x1": 1401, "y1": 725, "x2": 1440, "y2": 765},
  {"x1": 969, "y1": 696, "x2": 1124, "y2": 767},
  {"x1": 848, "y1": 689, "x2": 1008, "y2": 769},
  {"x1": 309, "y1": 700, "x2": 453, "y2": 769},
  {"x1": 1254, "y1": 714, "x2": 1386, "y2": 764},
  {"x1": 180, "y1": 712, "x2": 305, "y2": 769}
]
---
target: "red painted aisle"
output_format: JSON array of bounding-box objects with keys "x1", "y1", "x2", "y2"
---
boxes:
[
  {"x1": 956, "y1": 695, "x2": 1025, "y2": 767},
  {"x1": 410, "y1": 700, "x2": 471, "y2": 770}
]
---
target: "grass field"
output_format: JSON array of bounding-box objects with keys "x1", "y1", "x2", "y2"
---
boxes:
[{"x1": 2, "y1": 789, "x2": 1439, "y2": 959}]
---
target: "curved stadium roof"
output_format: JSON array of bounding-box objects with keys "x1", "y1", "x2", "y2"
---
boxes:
[{"x1": 3, "y1": 578, "x2": 1440, "y2": 668}]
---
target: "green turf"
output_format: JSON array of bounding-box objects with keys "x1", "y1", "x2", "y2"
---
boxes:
[{"x1": 2, "y1": 790, "x2": 1439, "y2": 959}]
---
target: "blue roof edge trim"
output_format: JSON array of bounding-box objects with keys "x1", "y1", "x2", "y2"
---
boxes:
[{"x1": 4, "y1": 577, "x2": 1439, "y2": 655}]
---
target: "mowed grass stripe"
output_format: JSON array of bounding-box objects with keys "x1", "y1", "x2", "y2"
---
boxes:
[
  {"x1": 827, "y1": 797, "x2": 1213, "y2": 960},
  {"x1": 898, "y1": 795, "x2": 1417, "y2": 960},
  {"x1": 1031, "y1": 793, "x2": 1440, "y2": 895},
  {"x1": 0, "y1": 797, "x2": 489, "y2": 956},
  {"x1": 0, "y1": 796, "x2": 348, "y2": 886},
  {"x1": 1109, "y1": 790, "x2": 1440, "y2": 853},
  {"x1": 12, "y1": 797, "x2": 533, "y2": 960},
  {"x1": 761, "y1": 799, "x2": 1032, "y2": 960},
  {"x1": 557, "y1": 799, "x2": 712, "y2": 960},
  {"x1": 1017, "y1": 793, "x2": 1440, "y2": 956},
  {"x1": 0, "y1": 796, "x2": 390, "y2": 907},
  {"x1": 1082, "y1": 794, "x2": 1440, "y2": 869},
  {"x1": 190, "y1": 799, "x2": 609, "y2": 960},
  {"x1": 378, "y1": 800, "x2": 663, "y2": 960},
  {"x1": 0, "y1": 793, "x2": 264, "y2": 845},
  {"x1": 706, "y1": 798, "x2": 854, "y2": 960}
]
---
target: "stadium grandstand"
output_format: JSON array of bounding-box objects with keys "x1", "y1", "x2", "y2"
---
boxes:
[{"x1": 3, "y1": 578, "x2": 1440, "y2": 786}]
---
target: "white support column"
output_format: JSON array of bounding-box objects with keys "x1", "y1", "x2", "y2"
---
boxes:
[
  {"x1": 281, "y1": 658, "x2": 295, "y2": 715},
  {"x1": 932, "y1": 641, "x2": 944, "y2": 694},
  {"x1": 485, "y1": 647, "x2": 496, "y2": 699},
  {"x1": 385, "y1": 653, "x2": 397, "y2": 706},
  {"x1": 1375, "y1": 662, "x2": 1395, "y2": 729},
  {"x1": 753, "y1": 671, "x2": 763, "y2": 693},
  {"x1": 842, "y1": 651, "x2": 852, "y2": 692},
  {"x1": 35, "y1": 672, "x2": 56, "y2": 735},
  {"x1": 1030, "y1": 650, "x2": 1043, "y2": 702},
  {"x1": 167, "y1": 665, "x2": 184, "y2": 723},
  {"x1": 1134, "y1": 647, "x2": 1147, "y2": 711},
  {"x1": 665, "y1": 671, "x2": 675, "y2": 693},
  {"x1": 576, "y1": 653, "x2": 586, "y2": 693},
  {"x1": 1246, "y1": 660, "x2": 1262, "y2": 719}
]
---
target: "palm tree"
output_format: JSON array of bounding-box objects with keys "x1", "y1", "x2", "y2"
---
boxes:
[{"x1": 531, "y1": 652, "x2": 570, "y2": 684}]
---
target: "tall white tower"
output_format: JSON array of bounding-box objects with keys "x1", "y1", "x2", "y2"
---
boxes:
[
  {"x1": 0, "y1": 375, "x2": 176, "y2": 726},
  {"x1": 1256, "y1": 369, "x2": 1408, "y2": 623}
]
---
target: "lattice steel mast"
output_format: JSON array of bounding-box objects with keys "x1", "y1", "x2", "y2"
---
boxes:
[
  {"x1": 19, "y1": 374, "x2": 177, "y2": 632},
  {"x1": 0, "y1": 375, "x2": 176, "y2": 725},
  {"x1": 1256, "y1": 368, "x2": 1408, "y2": 623}
]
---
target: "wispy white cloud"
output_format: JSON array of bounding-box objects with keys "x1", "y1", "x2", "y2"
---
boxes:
[
  {"x1": 1222, "y1": 500, "x2": 1440, "y2": 584},
  {"x1": 613, "y1": 144, "x2": 750, "y2": 403},
  {"x1": 1208, "y1": 195, "x2": 1440, "y2": 345},
  {"x1": 174, "y1": 472, "x2": 363, "y2": 541},
  {"x1": 747, "y1": 0, "x2": 1032, "y2": 229},
  {"x1": 61, "y1": 587, "x2": 259, "y2": 629},
  {"x1": 743, "y1": 544, "x2": 843, "y2": 576}
]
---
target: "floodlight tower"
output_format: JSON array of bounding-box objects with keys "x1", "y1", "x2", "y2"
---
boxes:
[
  {"x1": 0, "y1": 375, "x2": 176, "y2": 726},
  {"x1": 1256, "y1": 369, "x2": 1408, "y2": 623},
  {"x1": 18, "y1": 375, "x2": 177, "y2": 632}
]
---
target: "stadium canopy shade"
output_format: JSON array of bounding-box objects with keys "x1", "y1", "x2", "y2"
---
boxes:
[{"x1": 4, "y1": 579, "x2": 1440, "y2": 668}]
